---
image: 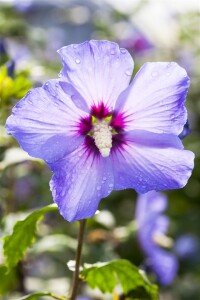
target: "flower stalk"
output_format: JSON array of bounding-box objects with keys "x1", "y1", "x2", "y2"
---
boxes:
[{"x1": 70, "y1": 219, "x2": 86, "y2": 300}]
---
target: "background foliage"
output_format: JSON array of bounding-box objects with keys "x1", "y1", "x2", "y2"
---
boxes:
[{"x1": 0, "y1": 0, "x2": 200, "y2": 299}]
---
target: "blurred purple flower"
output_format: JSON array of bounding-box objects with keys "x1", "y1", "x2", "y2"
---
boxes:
[
  {"x1": 179, "y1": 120, "x2": 191, "y2": 140},
  {"x1": 135, "y1": 191, "x2": 178, "y2": 285},
  {"x1": 14, "y1": 0, "x2": 34, "y2": 13},
  {"x1": 6, "y1": 40, "x2": 194, "y2": 222},
  {"x1": 6, "y1": 60, "x2": 15, "y2": 78},
  {"x1": 0, "y1": 38, "x2": 7, "y2": 57},
  {"x1": 119, "y1": 31, "x2": 153, "y2": 55},
  {"x1": 0, "y1": 38, "x2": 15, "y2": 77},
  {"x1": 174, "y1": 234, "x2": 199, "y2": 260}
]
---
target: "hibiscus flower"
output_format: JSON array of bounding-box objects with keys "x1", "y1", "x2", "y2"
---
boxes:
[{"x1": 6, "y1": 40, "x2": 194, "y2": 222}]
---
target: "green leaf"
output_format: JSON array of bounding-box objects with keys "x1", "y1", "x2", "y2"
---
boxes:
[
  {"x1": 17, "y1": 292, "x2": 66, "y2": 300},
  {"x1": 81, "y1": 259, "x2": 158, "y2": 299},
  {"x1": 13, "y1": 74, "x2": 32, "y2": 98},
  {"x1": 0, "y1": 265, "x2": 18, "y2": 295},
  {"x1": 0, "y1": 65, "x2": 32, "y2": 104},
  {"x1": 3, "y1": 204, "x2": 58, "y2": 270}
]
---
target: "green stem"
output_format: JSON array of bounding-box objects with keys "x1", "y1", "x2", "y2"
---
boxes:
[
  {"x1": 51, "y1": 294, "x2": 68, "y2": 300},
  {"x1": 70, "y1": 219, "x2": 86, "y2": 300}
]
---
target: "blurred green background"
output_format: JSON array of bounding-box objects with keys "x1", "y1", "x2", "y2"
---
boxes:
[{"x1": 0, "y1": 0, "x2": 200, "y2": 299}]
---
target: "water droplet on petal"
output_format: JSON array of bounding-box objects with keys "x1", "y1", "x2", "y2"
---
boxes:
[
  {"x1": 151, "y1": 71, "x2": 158, "y2": 77},
  {"x1": 125, "y1": 70, "x2": 132, "y2": 76},
  {"x1": 111, "y1": 50, "x2": 115, "y2": 55},
  {"x1": 73, "y1": 44, "x2": 77, "y2": 49},
  {"x1": 103, "y1": 177, "x2": 107, "y2": 181},
  {"x1": 120, "y1": 48, "x2": 126, "y2": 54},
  {"x1": 108, "y1": 183, "x2": 113, "y2": 188},
  {"x1": 75, "y1": 58, "x2": 80, "y2": 64}
]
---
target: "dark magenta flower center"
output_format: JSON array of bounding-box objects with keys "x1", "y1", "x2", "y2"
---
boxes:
[
  {"x1": 77, "y1": 102, "x2": 127, "y2": 155},
  {"x1": 78, "y1": 102, "x2": 125, "y2": 135}
]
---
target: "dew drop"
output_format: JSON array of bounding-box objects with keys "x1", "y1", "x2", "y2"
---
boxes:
[
  {"x1": 103, "y1": 177, "x2": 107, "y2": 181},
  {"x1": 151, "y1": 71, "x2": 158, "y2": 77},
  {"x1": 120, "y1": 48, "x2": 126, "y2": 54},
  {"x1": 125, "y1": 70, "x2": 132, "y2": 76},
  {"x1": 73, "y1": 44, "x2": 77, "y2": 49},
  {"x1": 75, "y1": 58, "x2": 80, "y2": 64},
  {"x1": 108, "y1": 183, "x2": 113, "y2": 188},
  {"x1": 110, "y1": 50, "x2": 115, "y2": 55}
]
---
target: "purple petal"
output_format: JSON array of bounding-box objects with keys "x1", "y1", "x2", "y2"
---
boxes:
[
  {"x1": 135, "y1": 191, "x2": 178, "y2": 285},
  {"x1": 149, "y1": 249, "x2": 178, "y2": 285},
  {"x1": 115, "y1": 62, "x2": 190, "y2": 135},
  {"x1": 138, "y1": 216, "x2": 170, "y2": 257},
  {"x1": 112, "y1": 131, "x2": 194, "y2": 193},
  {"x1": 58, "y1": 40, "x2": 134, "y2": 110},
  {"x1": 49, "y1": 144, "x2": 114, "y2": 222},
  {"x1": 59, "y1": 81, "x2": 90, "y2": 113},
  {"x1": 137, "y1": 215, "x2": 156, "y2": 254},
  {"x1": 136, "y1": 193, "x2": 169, "y2": 256},
  {"x1": 154, "y1": 215, "x2": 170, "y2": 235},
  {"x1": 5, "y1": 80, "x2": 86, "y2": 163},
  {"x1": 135, "y1": 191, "x2": 168, "y2": 227}
]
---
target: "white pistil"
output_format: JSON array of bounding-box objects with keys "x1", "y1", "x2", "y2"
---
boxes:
[{"x1": 93, "y1": 120, "x2": 112, "y2": 157}]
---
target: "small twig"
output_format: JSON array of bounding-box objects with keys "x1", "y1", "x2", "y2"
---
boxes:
[{"x1": 70, "y1": 219, "x2": 86, "y2": 300}]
